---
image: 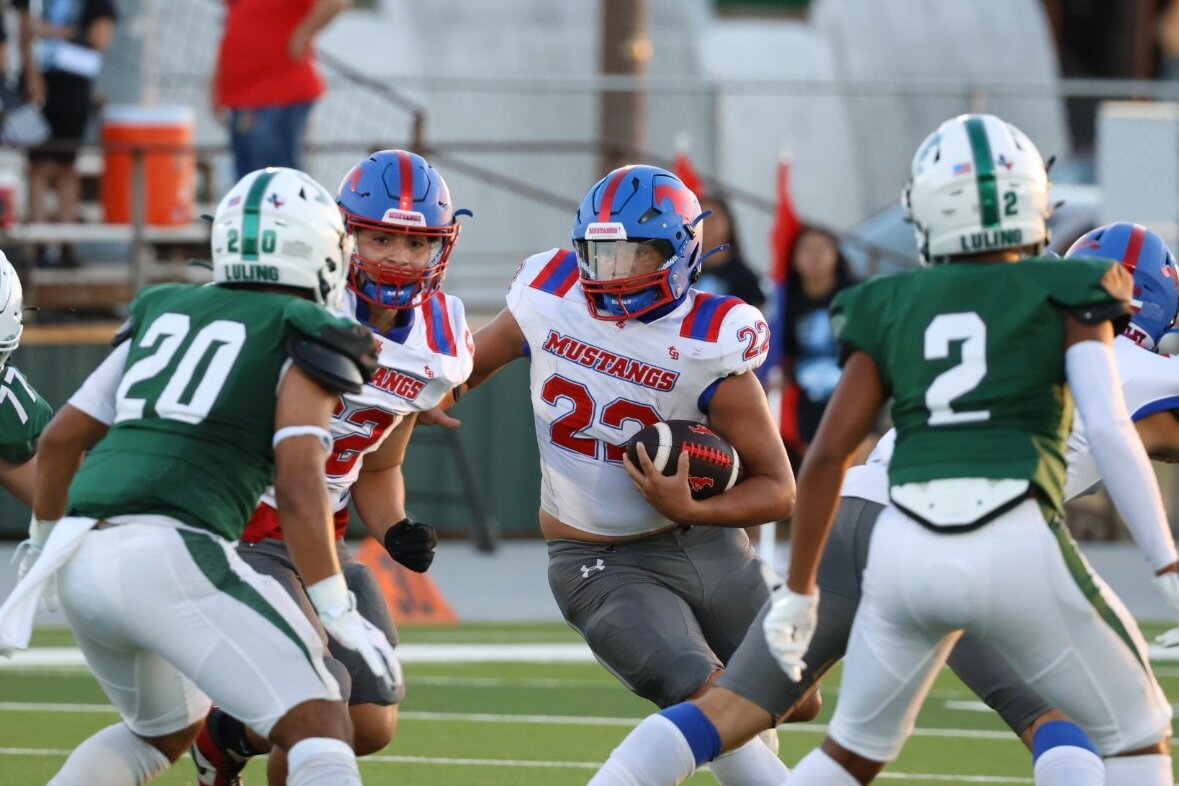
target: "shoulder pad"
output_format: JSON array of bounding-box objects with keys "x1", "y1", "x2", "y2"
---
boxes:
[
  {"x1": 288, "y1": 324, "x2": 379, "y2": 395},
  {"x1": 111, "y1": 319, "x2": 134, "y2": 347},
  {"x1": 1068, "y1": 300, "x2": 1132, "y2": 329},
  {"x1": 679, "y1": 293, "x2": 745, "y2": 343},
  {"x1": 519, "y1": 249, "x2": 579, "y2": 298}
]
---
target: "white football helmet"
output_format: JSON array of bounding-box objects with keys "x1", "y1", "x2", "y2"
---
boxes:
[
  {"x1": 903, "y1": 114, "x2": 1050, "y2": 263},
  {"x1": 212, "y1": 167, "x2": 352, "y2": 308},
  {"x1": 0, "y1": 254, "x2": 24, "y2": 370}
]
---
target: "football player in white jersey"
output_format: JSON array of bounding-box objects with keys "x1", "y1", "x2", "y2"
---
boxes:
[
  {"x1": 586, "y1": 226, "x2": 1179, "y2": 784},
  {"x1": 443, "y1": 165, "x2": 796, "y2": 784},
  {"x1": 190, "y1": 150, "x2": 473, "y2": 786}
]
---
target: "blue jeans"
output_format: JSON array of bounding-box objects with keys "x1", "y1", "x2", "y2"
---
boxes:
[{"x1": 229, "y1": 101, "x2": 313, "y2": 179}]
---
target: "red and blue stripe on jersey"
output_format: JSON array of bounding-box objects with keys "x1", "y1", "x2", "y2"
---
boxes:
[
  {"x1": 422, "y1": 292, "x2": 458, "y2": 356},
  {"x1": 529, "y1": 249, "x2": 579, "y2": 297},
  {"x1": 680, "y1": 292, "x2": 742, "y2": 342}
]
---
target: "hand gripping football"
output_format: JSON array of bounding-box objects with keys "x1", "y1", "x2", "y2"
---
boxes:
[{"x1": 625, "y1": 420, "x2": 745, "y2": 499}]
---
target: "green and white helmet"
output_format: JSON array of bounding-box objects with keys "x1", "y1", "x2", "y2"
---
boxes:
[
  {"x1": 212, "y1": 167, "x2": 352, "y2": 308},
  {"x1": 903, "y1": 114, "x2": 1050, "y2": 263},
  {"x1": 0, "y1": 253, "x2": 23, "y2": 369}
]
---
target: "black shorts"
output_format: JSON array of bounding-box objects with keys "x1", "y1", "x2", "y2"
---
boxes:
[{"x1": 28, "y1": 70, "x2": 92, "y2": 164}]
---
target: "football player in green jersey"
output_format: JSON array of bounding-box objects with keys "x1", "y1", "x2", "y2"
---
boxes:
[
  {"x1": 0, "y1": 253, "x2": 53, "y2": 508},
  {"x1": 762, "y1": 115, "x2": 1175, "y2": 786},
  {"x1": 4, "y1": 168, "x2": 390, "y2": 786}
]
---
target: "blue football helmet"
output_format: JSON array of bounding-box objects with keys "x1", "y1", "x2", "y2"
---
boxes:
[
  {"x1": 336, "y1": 150, "x2": 467, "y2": 310},
  {"x1": 572, "y1": 165, "x2": 704, "y2": 321},
  {"x1": 1065, "y1": 222, "x2": 1179, "y2": 351}
]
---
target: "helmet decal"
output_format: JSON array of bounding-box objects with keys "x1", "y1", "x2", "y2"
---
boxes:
[
  {"x1": 212, "y1": 167, "x2": 350, "y2": 308},
  {"x1": 904, "y1": 114, "x2": 1050, "y2": 264}
]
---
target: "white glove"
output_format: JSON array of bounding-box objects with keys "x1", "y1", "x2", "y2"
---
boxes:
[
  {"x1": 762, "y1": 585, "x2": 818, "y2": 682},
  {"x1": 1153, "y1": 571, "x2": 1179, "y2": 647},
  {"x1": 11, "y1": 517, "x2": 59, "y2": 612},
  {"x1": 307, "y1": 575, "x2": 401, "y2": 693}
]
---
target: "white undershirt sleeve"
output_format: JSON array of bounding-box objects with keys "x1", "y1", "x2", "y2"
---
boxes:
[
  {"x1": 66, "y1": 341, "x2": 131, "y2": 426},
  {"x1": 1066, "y1": 339, "x2": 1178, "y2": 571}
]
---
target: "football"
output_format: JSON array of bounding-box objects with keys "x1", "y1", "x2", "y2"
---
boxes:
[{"x1": 625, "y1": 420, "x2": 745, "y2": 500}]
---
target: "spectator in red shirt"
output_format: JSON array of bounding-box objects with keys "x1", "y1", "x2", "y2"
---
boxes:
[{"x1": 212, "y1": 0, "x2": 350, "y2": 180}]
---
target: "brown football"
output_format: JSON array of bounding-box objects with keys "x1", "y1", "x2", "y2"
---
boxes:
[{"x1": 625, "y1": 420, "x2": 745, "y2": 500}]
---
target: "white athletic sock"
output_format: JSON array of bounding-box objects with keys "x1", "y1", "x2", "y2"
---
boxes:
[
  {"x1": 1033, "y1": 745, "x2": 1104, "y2": 786},
  {"x1": 1104, "y1": 754, "x2": 1173, "y2": 786},
  {"x1": 785, "y1": 748, "x2": 859, "y2": 786},
  {"x1": 48, "y1": 723, "x2": 170, "y2": 785},
  {"x1": 709, "y1": 736, "x2": 789, "y2": 785},
  {"x1": 587, "y1": 715, "x2": 697, "y2": 785},
  {"x1": 286, "y1": 737, "x2": 360, "y2": 786}
]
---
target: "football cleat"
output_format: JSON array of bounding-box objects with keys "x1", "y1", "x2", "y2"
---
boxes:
[{"x1": 190, "y1": 721, "x2": 247, "y2": 786}]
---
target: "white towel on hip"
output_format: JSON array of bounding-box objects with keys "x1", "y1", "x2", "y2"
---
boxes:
[{"x1": 0, "y1": 517, "x2": 97, "y2": 656}]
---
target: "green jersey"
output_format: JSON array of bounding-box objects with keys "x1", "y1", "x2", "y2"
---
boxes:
[
  {"x1": 68, "y1": 283, "x2": 363, "y2": 540},
  {"x1": 0, "y1": 363, "x2": 52, "y2": 464},
  {"x1": 832, "y1": 257, "x2": 1129, "y2": 513}
]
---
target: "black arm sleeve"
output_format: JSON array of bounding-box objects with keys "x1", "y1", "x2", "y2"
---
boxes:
[{"x1": 287, "y1": 324, "x2": 379, "y2": 396}]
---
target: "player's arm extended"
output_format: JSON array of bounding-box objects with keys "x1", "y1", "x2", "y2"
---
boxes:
[
  {"x1": 786, "y1": 350, "x2": 886, "y2": 595},
  {"x1": 1134, "y1": 410, "x2": 1179, "y2": 463},
  {"x1": 32, "y1": 339, "x2": 128, "y2": 521},
  {"x1": 274, "y1": 365, "x2": 344, "y2": 587},
  {"x1": 354, "y1": 413, "x2": 438, "y2": 572},
  {"x1": 0, "y1": 455, "x2": 36, "y2": 509},
  {"x1": 32, "y1": 406, "x2": 109, "y2": 522},
  {"x1": 440, "y1": 308, "x2": 528, "y2": 408},
  {"x1": 684, "y1": 369, "x2": 796, "y2": 526},
  {"x1": 353, "y1": 413, "x2": 414, "y2": 535},
  {"x1": 1064, "y1": 315, "x2": 1179, "y2": 575}
]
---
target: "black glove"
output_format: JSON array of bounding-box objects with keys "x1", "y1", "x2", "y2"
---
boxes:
[{"x1": 383, "y1": 518, "x2": 437, "y2": 573}]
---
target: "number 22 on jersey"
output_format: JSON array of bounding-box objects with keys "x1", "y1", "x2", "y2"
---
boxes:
[
  {"x1": 542, "y1": 374, "x2": 660, "y2": 462},
  {"x1": 115, "y1": 312, "x2": 247, "y2": 425}
]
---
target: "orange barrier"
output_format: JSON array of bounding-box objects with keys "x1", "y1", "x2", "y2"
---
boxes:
[
  {"x1": 101, "y1": 105, "x2": 195, "y2": 226},
  {"x1": 355, "y1": 537, "x2": 459, "y2": 625}
]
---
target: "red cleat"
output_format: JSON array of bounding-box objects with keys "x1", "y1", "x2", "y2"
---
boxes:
[{"x1": 190, "y1": 721, "x2": 247, "y2": 786}]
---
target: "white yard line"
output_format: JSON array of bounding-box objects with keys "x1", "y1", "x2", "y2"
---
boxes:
[
  {"x1": 0, "y1": 746, "x2": 1032, "y2": 782},
  {"x1": 0, "y1": 643, "x2": 599, "y2": 669}
]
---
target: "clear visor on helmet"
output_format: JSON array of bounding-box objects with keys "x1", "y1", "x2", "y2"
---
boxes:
[{"x1": 576, "y1": 238, "x2": 675, "y2": 282}]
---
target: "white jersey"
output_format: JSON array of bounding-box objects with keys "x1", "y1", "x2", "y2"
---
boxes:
[
  {"x1": 508, "y1": 249, "x2": 769, "y2": 537},
  {"x1": 1065, "y1": 335, "x2": 1179, "y2": 498},
  {"x1": 850, "y1": 337, "x2": 1179, "y2": 505},
  {"x1": 256, "y1": 289, "x2": 473, "y2": 516}
]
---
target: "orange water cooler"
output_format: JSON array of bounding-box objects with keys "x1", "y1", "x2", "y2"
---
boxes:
[{"x1": 101, "y1": 105, "x2": 195, "y2": 225}]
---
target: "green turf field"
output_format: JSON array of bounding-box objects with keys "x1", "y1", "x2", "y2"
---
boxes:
[{"x1": 3, "y1": 623, "x2": 1177, "y2": 784}]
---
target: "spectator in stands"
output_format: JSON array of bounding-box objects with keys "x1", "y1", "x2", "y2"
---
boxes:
[
  {"x1": 778, "y1": 225, "x2": 856, "y2": 464},
  {"x1": 695, "y1": 195, "x2": 766, "y2": 310},
  {"x1": 16, "y1": 0, "x2": 117, "y2": 269},
  {"x1": 212, "y1": 0, "x2": 351, "y2": 180}
]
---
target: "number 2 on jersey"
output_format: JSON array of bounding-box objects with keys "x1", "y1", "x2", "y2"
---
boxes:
[
  {"x1": 542, "y1": 375, "x2": 660, "y2": 462},
  {"x1": 924, "y1": 312, "x2": 990, "y2": 425},
  {"x1": 116, "y1": 313, "x2": 247, "y2": 424}
]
